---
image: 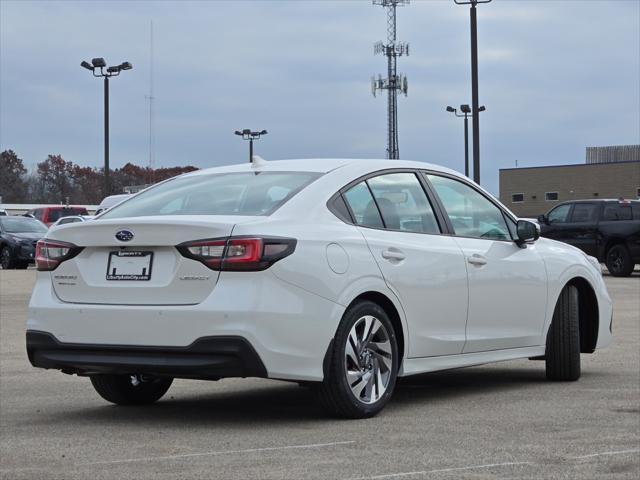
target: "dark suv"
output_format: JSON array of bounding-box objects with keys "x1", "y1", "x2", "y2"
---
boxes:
[
  {"x1": 538, "y1": 199, "x2": 640, "y2": 277},
  {"x1": 0, "y1": 216, "x2": 48, "y2": 269}
]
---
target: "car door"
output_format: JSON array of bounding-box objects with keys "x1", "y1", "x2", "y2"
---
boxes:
[
  {"x1": 540, "y1": 203, "x2": 574, "y2": 244},
  {"x1": 341, "y1": 171, "x2": 469, "y2": 358},
  {"x1": 426, "y1": 173, "x2": 548, "y2": 353},
  {"x1": 564, "y1": 202, "x2": 601, "y2": 256}
]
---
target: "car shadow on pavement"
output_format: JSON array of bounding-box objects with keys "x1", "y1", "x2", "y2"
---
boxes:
[
  {"x1": 393, "y1": 365, "x2": 548, "y2": 403},
  {"x1": 26, "y1": 365, "x2": 594, "y2": 427},
  {"x1": 44, "y1": 382, "x2": 329, "y2": 427}
]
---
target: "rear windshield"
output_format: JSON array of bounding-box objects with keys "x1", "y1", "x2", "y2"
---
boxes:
[
  {"x1": 101, "y1": 171, "x2": 322, "y2": 218},
  {"x1": 0, "y1": 217, "x2": 48, "y2": 233}
]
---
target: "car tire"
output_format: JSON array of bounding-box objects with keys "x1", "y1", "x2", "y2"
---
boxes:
[
  {"x1": 315, "y1": 301, "x2": 399, "y2": 418},
  {"x1": 0, "y1": 246, "x2": 15, "y2": 269},
  {"x1": 90, "y1": 374, "x2": 173, "y2": 405},
  {"x1": 545, "y1": 285, "x2": 581, "y2": 381},
  {"x1": 605, "y1": 244, "x2": 634, "y2": 277}
]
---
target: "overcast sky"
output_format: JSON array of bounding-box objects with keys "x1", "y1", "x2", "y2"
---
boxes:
[{"x1": 1, "y1": 0, "x2": 639, "y2": 194}]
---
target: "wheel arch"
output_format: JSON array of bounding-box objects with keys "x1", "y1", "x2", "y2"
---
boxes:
[
  {"x1": 348, "y1": 291, "x2": 406, "y2": 363},
  {"x1": 602, "y1": 236, "x2": 627, "y2": 258},
  {"x1": 565, "y1": 276, "x2": 599, "y2": 354}
]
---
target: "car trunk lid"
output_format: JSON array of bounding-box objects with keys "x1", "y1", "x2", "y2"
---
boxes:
[{"x1": 47, "y1": 216, "x2": 252, "y2": 305}]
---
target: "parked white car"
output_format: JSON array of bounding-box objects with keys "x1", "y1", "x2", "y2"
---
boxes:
[
  {"x1": 50, "y1": 215, "x2": 94, "y2": 227},
  {"x1": 27, "y1": 159, "x2": 612, "y2": 417},
  {"x1": 94, "y1": 194, "x2": 132, "y2": 215}
]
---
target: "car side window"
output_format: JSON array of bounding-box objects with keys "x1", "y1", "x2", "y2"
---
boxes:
[
  {"x1": 570, "y1": 203, "x2": 599, "y2": 223},
  {"x1": 603, "y1": 204, "x2": 632, "y2": 221},
  {"x1": 367, "y1": 173, "x2": 440, "y2": 234},
  {"x1": 343, "y1": 182, "x2": 384, "y2": 229},
  {"x1": 548, "y1": 204, "x2": 572, "y2": 224},
  {"x1": 427, "y1": 174, "x2": 511, "y2": 241}
]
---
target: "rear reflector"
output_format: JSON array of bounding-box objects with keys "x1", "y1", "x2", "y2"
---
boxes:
[
  {"x1": 36, "y1": 239, "x2": 83, "y2": 271},
  {"x1": 177, "y1": 236, "x2": 296, "y2": 271}
]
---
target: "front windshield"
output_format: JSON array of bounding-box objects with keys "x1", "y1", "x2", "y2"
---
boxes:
[
  {"x1": 101, "y1": 171, "x2": 322, "y2": 218},
  {"x1": 0, "y1": 217, "x2": 48, "y2": 233}
]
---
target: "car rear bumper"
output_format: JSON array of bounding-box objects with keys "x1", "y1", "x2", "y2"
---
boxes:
[
  {"x1": 26, "y1": 330, "x2": 267, "y2": 380},
  {"x1": 27, "y1": 270, "x2": 345, "y2": 381}
]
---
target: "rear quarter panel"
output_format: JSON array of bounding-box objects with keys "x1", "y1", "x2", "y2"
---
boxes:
[
  {"x1": 597, "y1": 220, "x2": 640, "y2": 262},
  {"x1": 233, "y1": 192, "x2": 411, "y2": 361}
]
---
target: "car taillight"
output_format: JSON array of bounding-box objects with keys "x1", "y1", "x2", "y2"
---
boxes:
[
  {"x1": 35, "y1": 239, "x2": 83, "y2": 271},
  {"x1": 177, "y1": 236, "x2": 296, "y2": 271}
]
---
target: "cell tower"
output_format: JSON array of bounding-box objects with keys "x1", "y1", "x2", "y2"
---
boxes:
[{"x1": 372, "y1": 0, "x2": 409, "y2": 160}]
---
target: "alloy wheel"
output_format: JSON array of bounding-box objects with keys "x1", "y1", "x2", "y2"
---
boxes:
[
  {"x1": 608, "y1": 250, "x2": 623, "y2": 274},
  {"x1": 1, "y1": 249, "x2": 10, "y2": 269},
  {"x1": 344, "y1": 315, "x2": 393, "y2": 404}
]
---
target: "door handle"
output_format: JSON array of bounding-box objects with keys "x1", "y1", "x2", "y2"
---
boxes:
[
  {"x1": 381, "y1": 249, "x2": 406, "y2": 261},
  {"x1": 467, "y1": 254, "x2": 487, "y2": 266}
]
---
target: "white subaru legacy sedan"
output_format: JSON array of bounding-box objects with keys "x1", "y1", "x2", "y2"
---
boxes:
[{"x1": 27, "y1": 159, "x2": 612, "y2": 418}]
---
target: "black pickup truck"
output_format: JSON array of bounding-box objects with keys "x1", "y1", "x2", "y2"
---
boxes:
[{"x1": 537, "y1": 199, "x2": 640, "y2": 277}]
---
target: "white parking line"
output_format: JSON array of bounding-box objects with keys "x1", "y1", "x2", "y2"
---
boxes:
[
  {"x1": 74, "y1": 440, "x2": 355, "y2": 467},
  {"x1": 348, "y1": 462, "x2": 532, "y2": 480},
  {"x1": 569, "y1": 448, "x2": 640, "y2": 460},
  {"x1": 347, "y1": 448, "x2": 640, "y2": 480}
]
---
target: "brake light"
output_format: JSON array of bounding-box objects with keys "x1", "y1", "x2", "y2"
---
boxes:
[
  {"x1": 35, "y1": 239, "x2": 82, "y2": 271},
  {"x1": 177, "y1": 236, "x2": 296, "y2": 271}
]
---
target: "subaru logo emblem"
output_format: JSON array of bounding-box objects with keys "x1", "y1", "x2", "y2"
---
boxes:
[{"x1": 115, "y1": 230, "x2": 134, "y2": 242}]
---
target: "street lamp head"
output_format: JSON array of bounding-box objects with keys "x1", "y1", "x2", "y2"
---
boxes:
[
  {"x1": 119, "y1": 62, "x2": 133, "y2": 71},
  {"x1": 242, "y1": 129, "x2": 251, "y2": 135},
  {"x1": 259, "y1": 130, "x2": 268, "y2": 135},
  {"x1": 446, "y1": 106, "x2": 456, "y2": 113},
  {"x1": 460, "y1": 104, "x2": 472, "y2": 114},
  {"x1": 478, "y1": 105, "x2": 486, "y2": 112},
  {"x1": 234, "y1": 131, "x2": 243, "y2": 136},
  {"x1": 91, "y1": 58, "x2": 107, "y2": 68},
  {"x1": 80, "y1": 61, "x2": 94, "y2": 71},
  {"x1": 107, "y1": 66, "x2": 120, "y2": 74}
]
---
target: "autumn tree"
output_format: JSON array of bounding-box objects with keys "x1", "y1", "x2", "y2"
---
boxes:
[
  {"x1": 36, "y1": 155, "x2": 75, "y2": 203},
  {"x1": 70, "y1": 165, "x2": 103, "y2": 204},
  {"x1": 0, "y1": 150, "x2": 27, "y2": 202},
  {"x1": 154, "y1": 165, "x2": 198, "y2": 182},
  {"x1": 2, "y1": 152, "x2": 200, "y2": 204}
]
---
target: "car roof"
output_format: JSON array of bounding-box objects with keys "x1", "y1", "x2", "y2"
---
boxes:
[
  {"x1": 183, "y1": 158, "x2": 462, "y2": 177},
  {"x1": 560, "y1": 199, "x2": 640, "y2": 204},
  {"x1": 43, "y1": 205, "x2": 88, "y2": 210}
]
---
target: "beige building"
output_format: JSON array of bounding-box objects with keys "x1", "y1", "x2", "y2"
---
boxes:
[{"x1": 499, "y1": 161, "x2": 640, "y2": 217}]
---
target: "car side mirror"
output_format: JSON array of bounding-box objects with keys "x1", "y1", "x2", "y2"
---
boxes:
[
  {"x1": 516, "y1": 220, "x2": 540, "y2": 246},
  {"x1": 537, "y1": 214, "x2": 548, "y2": 224}
]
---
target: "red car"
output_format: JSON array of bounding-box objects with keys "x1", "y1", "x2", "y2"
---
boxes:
[{"x1": 25, "y1": 206, "x2": 89, "y2": 227}]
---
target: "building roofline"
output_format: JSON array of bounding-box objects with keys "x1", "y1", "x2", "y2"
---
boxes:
[{"x1": 500, "y1": 160, "x2": 640, "y2": 172}]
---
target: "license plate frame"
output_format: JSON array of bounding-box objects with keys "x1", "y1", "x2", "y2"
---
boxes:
[{"x1": 106, "y1": 251, "x2": 154, "y2": 281}]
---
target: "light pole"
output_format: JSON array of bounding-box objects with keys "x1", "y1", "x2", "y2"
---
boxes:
[
  {"x1": 234, "y1": 129, "x2": 268, "y2": 163},
  {"x1": 454, "y1": 0, "x2": 491, "y2": 185},
  {"x1": 81, "y1": 58, "x2": 133, "y2": 196},
  {"x1": 447, "y1": 104, "x2": 485, "y2": 178}
]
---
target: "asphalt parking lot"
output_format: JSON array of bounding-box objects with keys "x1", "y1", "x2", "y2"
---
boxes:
[{"x1": 0, "y1": 270, "x2": 638, "y2": 480}]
